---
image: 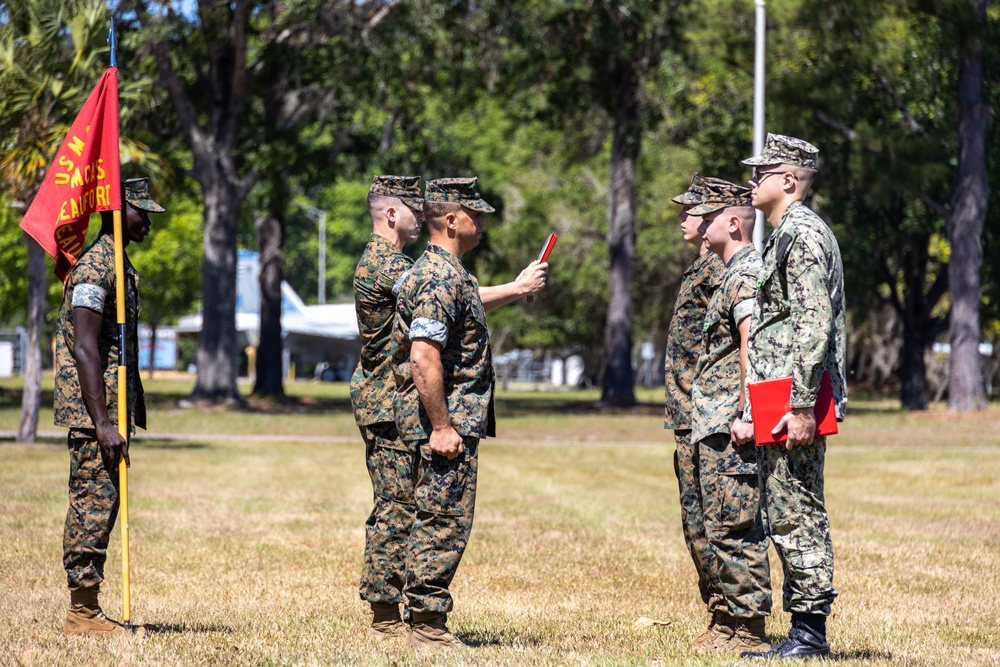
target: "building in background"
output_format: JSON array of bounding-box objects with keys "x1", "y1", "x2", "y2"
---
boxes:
[
  {"x1": 176, "y1": 250, "x2": 361, "y2": 380},
  {"x1": 0, "y1": 328, "x2": 28, "y2": 378}
]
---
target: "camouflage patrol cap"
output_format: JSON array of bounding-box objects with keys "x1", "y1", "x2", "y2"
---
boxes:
[
  {"x1": 370, "y1": 175, "x2": 424, "y2": 211},
  {"x1": 686, "y1": 178, "x2": 753, "y2": 216},
  {"x1": 672, "y1": 173, "x2": 738, "y2": 206},
  {"x1": 124, "y1": 177, "x2": 165, "y2": 213},
  {"x1": 741, "y1": 133, "x2": 819, "y2": 170},
  {"x1": 672, "y1": 173, "x2": 708, "y2": 205},
  {"x1": 424, "y1": 177, "x2": 495, "y2": 213}
]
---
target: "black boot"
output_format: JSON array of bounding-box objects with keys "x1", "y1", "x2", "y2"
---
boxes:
[{"x1": 740, "y1": 613, "x2": 830, "y2": 660}]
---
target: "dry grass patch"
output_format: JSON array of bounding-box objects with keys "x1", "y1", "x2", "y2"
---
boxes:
[{"x1": 1, "y1": 382, "x2": 998, "y2": 665}]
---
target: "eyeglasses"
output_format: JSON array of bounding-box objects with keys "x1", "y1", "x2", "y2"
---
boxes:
[{"x1": 750, "y1": 167, "x2": 797, "y2": 183}]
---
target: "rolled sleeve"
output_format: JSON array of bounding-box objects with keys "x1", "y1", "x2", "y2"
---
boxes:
[
  {"x1": 410, "y1": 317, "x2": 449, "y2": 346},
  {"x1": 390, "y1": 270, "x2": 410, "y2": 296},
  {"x1": 733, "y1": 298, "x2": 755, "y2": 325},
  {"x1": 71, "y1": 283, "x2": 107, "y2": 313}
]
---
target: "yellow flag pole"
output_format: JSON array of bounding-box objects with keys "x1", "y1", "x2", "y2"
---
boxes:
[
  {"x1": 113, "y1": 207, "x2": 132, "y2": 628},
  {"x1": 108, "y1": 16, "x2": 132, "y2": 628},
  {"x1": 108, "y1": 20, "x2": 131, "y2": 628}
]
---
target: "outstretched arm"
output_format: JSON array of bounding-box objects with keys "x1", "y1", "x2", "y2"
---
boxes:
[{"x1": 479, "y1": 261, "x2": 548, "y2": 311}]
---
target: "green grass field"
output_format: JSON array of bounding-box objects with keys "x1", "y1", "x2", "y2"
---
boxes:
[{"x1": 1, "y1": 377, "x2": 998, "y2": 666}]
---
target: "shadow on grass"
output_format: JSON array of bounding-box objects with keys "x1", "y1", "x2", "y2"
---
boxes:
[
  {"x1": 832, "y1": 649, "x2": 893, "y2": 661},
  {"x1": 740, "y1": 647, "x2": 893, "y2": 662},
  {"x1": 1, "y1": 382, "x2": 918, "y2": 420},
  {"x1": 143, "y1": 622, "x2": 237, "y2": 635},
  {"x1": 132, "y1": 440, "x2": 210, "y2": 450},
  {"x1": 495, "y1": 397, "x2": 664, "y2": 418},
  {"x1": 243, "y1": 395, "x2": 354, "y2": 414},
  {"x1": 458, "y1": 628, "x2": 545, "y2": 649},
  {"x1": 0, "y1": 435, "x2": 65, "y2": 445},
  {"x1": 0, "y1": 386, "x2": 55, "y2": 410},
  {"x1": 244, "y1": 394, "x2": 668, "y2": 419},
  {"x1": 839, "y1": 404, "x2": 907, "y2": 417}
]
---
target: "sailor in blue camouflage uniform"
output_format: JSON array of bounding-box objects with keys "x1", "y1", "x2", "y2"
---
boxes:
[
  {"x1": 687, "y1": 179, "x2": 771, "y2": 652},
  {"x1": 739, "y1": 134, "x2": 848, "y2": 661},
  {"x1": 351, "y1": 175, "x2": 425, "y2": 640},
  {"x1": 54, "y1": 177, "x2": 162, "y2": 636},
  {"x1": 390, "y1": 177, "x2": 546, "y2": 651},
  {"x1": 663, "y1": 173, "x2": 725, "y2": 641}
]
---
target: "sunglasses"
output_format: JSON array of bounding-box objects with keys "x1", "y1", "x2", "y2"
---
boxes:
[{"x1": 750, "y1": 167, "x2": 798, "y2": 183}]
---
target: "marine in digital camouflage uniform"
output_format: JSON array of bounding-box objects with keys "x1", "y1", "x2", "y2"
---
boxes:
[
  {"x1": 54, "y1": 177, "x2": 163, "y2": 636},
  {"x1": 740, "y1": 134, "x2": 847, "y2": 661},
  {"x1": 350, "y1": 175, "x2": 425, "y2": 640},
  {"x1": 354, "y1": 177, "x2": 546, "y2": 645},
  {"x1": 687, "y1": 180, "x2": 771, "y2": 652},
  {"x1": 664, "y1": 173, "x2": 724, "y2": 620},
  {"x1": 391, "y1": 177, "x2": 546, "y2": 651}
]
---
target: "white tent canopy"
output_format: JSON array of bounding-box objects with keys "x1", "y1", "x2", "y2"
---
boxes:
[{"x1": 176, "y1": 250, "x2": 361, "y2": 379}]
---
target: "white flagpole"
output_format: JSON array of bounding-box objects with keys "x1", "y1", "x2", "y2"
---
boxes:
[{"x1": 753, "y1": 0, "x2": 766, "y2": 252}]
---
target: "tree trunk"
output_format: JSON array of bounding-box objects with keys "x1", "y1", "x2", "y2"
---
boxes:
[
  {"x1": 947, "y1": 0, "x2": 989, "y2": 411},
  {"x1": 191, "y1": 176, "x2": 244, "y2": 403},
  {"x1": 899, "y1": 327, "x2": 930, "y2": 410},
  {"x1": 140, "y1": 1, "x2": 254, "y2": 404},
  {"x1": 148, "y1": 310, "x2": 159, "y2": 380},
  {"x1": 887, "y1": 222, "x2": 948, "y2": 410},
  {"x1": 601, "y1": 71, "x2": 641, "y2": 407},
  {"x1": 17, "y1": 235, "x2": 46, "y2": 442},
  {"x1": 254, "y1": 206, "x2": 286, "y2": 398}
]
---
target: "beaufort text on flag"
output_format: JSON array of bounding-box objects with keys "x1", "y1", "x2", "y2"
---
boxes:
[{"x1": 19, "y1": 67, "x2": 121, "y2": 282}]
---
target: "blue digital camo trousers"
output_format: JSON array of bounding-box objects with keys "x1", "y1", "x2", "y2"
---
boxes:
[
  {"x1": 63, "y1": 429, "x2": 120, "y2": 591},
  {"x1": 757, "y1": 436, "x2": 837, "y2": 616},
  {"x1": 359, "y1": 422, "x2": 479, "y2": 615}
]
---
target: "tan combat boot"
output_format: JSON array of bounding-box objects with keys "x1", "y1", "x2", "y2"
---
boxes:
[
  {"x1": 368, "y1": 602, "x2": 408, "y2": 641},
  {"x1": 719, "y1": 616, "x2": 770, "y2": 653},
  {"x1": 408, "y1": 612, "x2": 467, "y2": 652},
  {"x1": 690, "y1": 611, "x2": 731, "y2": 649},
  {"x1": 64, "y1": 586, "x2": 136, "y2": 637}
]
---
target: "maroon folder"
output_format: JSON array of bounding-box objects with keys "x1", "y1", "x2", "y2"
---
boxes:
[{"x1": 748, "y1": 371, "x2": 838, "y2": 446}]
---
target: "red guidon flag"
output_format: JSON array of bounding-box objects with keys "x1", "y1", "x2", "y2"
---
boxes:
[{"x1": 20, "y1": 67, "x2": 121, "y2": 282}]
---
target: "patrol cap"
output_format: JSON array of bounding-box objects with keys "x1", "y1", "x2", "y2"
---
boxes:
[
  {"x1": 686, "y1": 178, "x2": 753, "y2": 216},
  {"x1": 424, "y1": 177, "x2": 495, "y2": 213},
  {"x1": 370, "y1": 175, "x2": 424, "y2": 211},
  {"x1": 124, "y1": 177, "x2": 165, "y2": 213},
  {"x1": 741, "y1": 133, "x2": 819, "y2": 170},
  {"x1": 672, "y1": 173, "x2": 707, "y2": 205},
  {"x1": 672, "y1": 172, "x2": 738, "y2": 206}
]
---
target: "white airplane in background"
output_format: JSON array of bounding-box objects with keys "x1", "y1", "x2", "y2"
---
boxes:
[{"x1": 176, "y1": 250, "x2": 361, "y2": 381}]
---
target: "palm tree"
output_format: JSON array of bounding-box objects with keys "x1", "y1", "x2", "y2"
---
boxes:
[{"x1": 0, "y1": 0, "x2": 155, "y2": 441}]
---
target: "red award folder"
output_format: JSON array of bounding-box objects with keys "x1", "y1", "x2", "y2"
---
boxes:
[
  {"x1": 527, "y1": 234, "x2": 558, "y2": 304},
  {"x1": 537, "y1": 233, "x2": 558, "y2": 262},
  {"x1": 747, "y1": 371, "x2": 838, "y2": 446}
]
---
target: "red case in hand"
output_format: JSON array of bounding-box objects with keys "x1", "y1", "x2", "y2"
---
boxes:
[
  {"x1": 537, "y1": 233, "x2": 558, "y2": 262},
  {"x1": 747, "y1": 371, "x2": 838, "y2": 446}
]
